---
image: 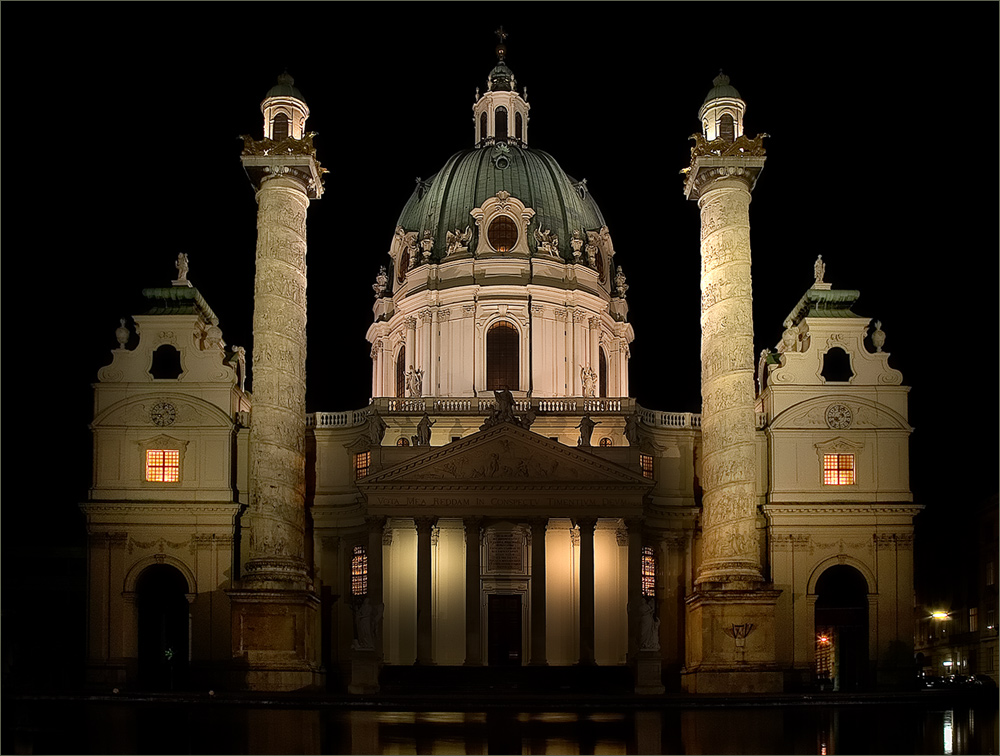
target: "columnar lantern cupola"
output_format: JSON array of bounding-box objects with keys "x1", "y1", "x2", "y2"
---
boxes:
[
  {"x1": 261, "y1": 72, "x2": 310, "y2": 141},
  {"x1": 698, "y1": 71, "x2": 746, "y2": 142},
  {"x1": 473, "y1": 27, "x2": 530, "y2": 146}
]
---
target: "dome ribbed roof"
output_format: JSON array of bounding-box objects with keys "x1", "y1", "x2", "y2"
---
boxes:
[
  {"x1": 396, "y1": 145, "x2": 606, "y2": 261},
  {"x1": 265, "y1": 72, "x2": 305, "y2": 102},
  {"x1": 702, "y1": 71, "x2": 742, "y2": 106}
]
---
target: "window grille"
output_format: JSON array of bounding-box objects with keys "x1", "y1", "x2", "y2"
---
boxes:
[
  {"x1": 719, "y1": 113, "x2": 735, "y2": 142},
  {"x1": 641, "y1": 546, "x2": 657, "y2": 597},
  {"x1": 355, "y1": 451, "x2": 371, "y2": 479},
  {"x1": 599, "y1": 437, "x2": 613, "y2": 447},
  {"x1": 640, "y1": 454, "x2": 654, "y2": 479},
  {"x1": 351, "y1": 545, "x2": 368, "y2": 596},
  {"x1": 822, "y1": 454, "x2": 855, "y2": 485},
  {"x1": 272, "y1": 113, "x2": 289, "y2": 141},
  {"x1": 487, "y1": 215, "x2": 518, "y2": 253},
  {"x1": 145, "y1": 449, "x2": 180, "y2": 482}
]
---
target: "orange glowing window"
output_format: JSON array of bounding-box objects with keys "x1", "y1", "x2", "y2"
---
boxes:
[
  {"x1": 355, "y1": 451, "x2": 371, "y2": 480},
  {"x1": 487, "y1": 215, "x2": 518, "y2": 253},
  {"x1": 145, "y1": 449, "x2": 180, "y2": 482},
  {"x1": 640, "y1": 454, "x2": 654, "y2": 480},
  {"x1": 641, "y1": 546, "x2": 657, "y2": 597},
  {"x1": 351, "y1": 545, "x2": 368, "y2": 597},
  {"x1": 823, "y1": 454, "x2": 855, "y2": 485}
]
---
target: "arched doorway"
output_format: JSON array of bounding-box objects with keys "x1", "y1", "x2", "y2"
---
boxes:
[
  {"x1": 136, "y1": 564, "x2": 190, "y2": 689},
  {"x1": 814, "y1": 564, "x2": 869, "y2": 691}
]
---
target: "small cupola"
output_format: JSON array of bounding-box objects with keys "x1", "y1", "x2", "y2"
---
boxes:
[
  {"x1": 261, "y1": 72, "x2": 310, "y2": 141},
  {"x1": 473, "y1": 27, "x2": 530, "y2": 147},
  {"x1": 698, "y1": 71, "x2": 746, "y2": 142}
]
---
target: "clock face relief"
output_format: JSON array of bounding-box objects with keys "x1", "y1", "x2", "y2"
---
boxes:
[
  {"x1": 825, "y1": 403, "x2": 853, "y2": 429},
  {"x1": 150, "y1": 401, "x2": 177, "y2": 427}
]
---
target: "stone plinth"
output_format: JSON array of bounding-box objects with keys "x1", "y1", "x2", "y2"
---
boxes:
[
  {"x1": 633, "y1": 649, "x2": 666, "y2": 695},
  {"x1": 228, "y1": 588, "x2": 322, "y2": 691},
  {"x1": 681, "y1": 587, "x2": 782, "y2": 693},
  {"x1": 348, "y1": 649, "x2": 382, "y2": 694}
]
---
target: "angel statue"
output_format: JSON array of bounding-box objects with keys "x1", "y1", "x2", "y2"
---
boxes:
[
  {"x1": 446, "y1": 226, "x2": 472, "y2": 256},
  {"x1": 533, "y1": 227, "x2": 559, "y2": 256},
  {"x1": 614, "y1": 266, "x2": 629, "y2": 299},
  {"x1": 372, "y1": 266, "x2": 388, "y2": 298}
]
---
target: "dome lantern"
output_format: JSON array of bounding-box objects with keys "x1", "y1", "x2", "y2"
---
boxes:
[
  {"x1": 698, "y1": 71, "x2": 746, "y2": 142},
  {"x1": 261, "y1": 72, "x2": 310, "y2": 141},
  {"x1": 473, "y1": 27, "x2": 529, "y2": 147}
]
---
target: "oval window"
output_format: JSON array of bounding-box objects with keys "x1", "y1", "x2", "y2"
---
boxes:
[{"x1": 487, "y1": 216, "x2": 518, "y2": 253}]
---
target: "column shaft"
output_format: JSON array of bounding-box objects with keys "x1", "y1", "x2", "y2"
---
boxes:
[
  {"x1": 696, "y1": 179, "x2": 763, "y2": 587},
  {"x1": 578, "y1": 517, "x2": 596, "y2": 665},
  {"x1": 416, "y1": 517, "x2": 434, "y2": 664},
  {"x1": 530, "y1": 518, "x2": 547, "y2": 665},
  {"x1": 464, "y1": 518, "x2": 483, "y2": 666}
]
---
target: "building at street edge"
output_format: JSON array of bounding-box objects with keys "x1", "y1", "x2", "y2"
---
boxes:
[{"x1": 82, "y1": 48, "x2": 920, "y2": 694}]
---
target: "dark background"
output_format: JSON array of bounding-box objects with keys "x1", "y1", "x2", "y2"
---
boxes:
[{"x1": 3, "y1": 4, "x2": 996, "y2": 678}]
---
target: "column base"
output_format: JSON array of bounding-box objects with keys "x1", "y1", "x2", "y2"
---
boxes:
[
  {"x1": 633, "y1": 650, "x2": 665, "y2": 695},
  {"x1": 227, "y1": 587, "x2": 323, "y2": 692},
  {"x1": 683, "y1": 586, "x2": 783, "y2": 694},
  {"x1": 348, "y1": 649, "x2": 382, "y2": 694}
]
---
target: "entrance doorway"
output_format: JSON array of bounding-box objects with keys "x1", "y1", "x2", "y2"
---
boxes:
[
  {"x1": 487, "y1": 594, "x2": 522, "y2": 666},
  {"x1": 136, "y1": 564, "x2": 189, "y2": 689},
  {"x1": 815, "y1": 564, "x2": 869, "y2": 691}
]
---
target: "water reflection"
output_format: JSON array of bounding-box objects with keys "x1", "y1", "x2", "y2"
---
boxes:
[{"x1": 7, "y1": 700, "x2": 998, "y2": 755}]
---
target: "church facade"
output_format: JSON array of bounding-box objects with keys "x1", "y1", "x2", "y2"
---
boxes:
[{"x1": 81, "y1": 48, "x2": 919, "y2": 694}]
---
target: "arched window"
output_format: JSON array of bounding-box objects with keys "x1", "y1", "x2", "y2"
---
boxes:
[
  {"x1": 480, "y1": 112, "x2": 487, "y2": 143},
  {"x1": 599, "y1": 348, "x2": 608, "y2": 398},
  {"x1": 599, "y1": 437, "x2": 613, "y2": 447},
  {"x1": 272, "y1": 112, "x2": 289, "y2": 141},
  {"x1": 136, "y1": 565, "x2": 189, "y2": 688},
  {"x1": 487, "y1": 215, "x2": 518, "y2": 253},
  {"x1": 495, "y1": 106, "x2": 508, "y2": 142},
  {"x1": 515, "y1": 112, "x2": 523, "y2": 141},
  {"x1": 486, "y1": 321, "x2": 519, "y2": 391},
  {"x1": 150, "y1": 344, "x2": 182, "y2": 379},
  {"x1": 395, "y1": 346, "x2": 406, "y2": 397},
  {"x1": 821, "y1": 347, "x2": 854, "y2": 382},
  {"x1": 719, "y1": 113, "x2": 735, "y2": 142}
]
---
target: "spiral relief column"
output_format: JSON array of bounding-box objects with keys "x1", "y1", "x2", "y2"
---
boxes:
[
  {"x1": 228, "y1": 73, "x2": 325, "y2": 691},
  {"x1": 681, "y1": 73, "x2": 780, "y2": 692}
]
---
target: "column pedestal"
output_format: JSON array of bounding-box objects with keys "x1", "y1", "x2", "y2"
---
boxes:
[
  {"x1": 228, "y1": 588, "x2": 323, "y2": 691},
  {"x1": 681, "y1": 588, "x2": 782, "y2": 693}
]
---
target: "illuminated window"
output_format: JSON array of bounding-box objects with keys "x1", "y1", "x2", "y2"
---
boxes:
[
  {"x1": 599, "y1": 437, "x2": 613, "y2": 447},
  {"x1": 351, "y1": 545, "x2": 368, "y2": 597},
  {"x1": 396, "y1": 437, "x2": 410, "y2": 446},
  {"x1": 355, "y1": 451, "x2": 371, "y2": 479},
  {"x1": 487, "y1": 215, "x2": 518, "y2": 253},
  {"x1": 641, "y1": 546, "x2": 657, "y2": 597},
  {"x1": 486, "y1": 321, "x2": 519, "y2": 390},
  {"x1": 970, "y1": 608, "x2": 978, "y2": 633},
  {"x1": 640, "y1": 454, "x2": 654, "y2": 479},
  {"x1": 823, "y1": 454, "x2": 855, "y2": 485},
  {"x1": 145, "y1": 449, "x2": 180, "y2": 483}
]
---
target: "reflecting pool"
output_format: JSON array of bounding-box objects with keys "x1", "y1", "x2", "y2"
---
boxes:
[{"x1": 7, "y1": 698, "x2": 998, "y2": 754}]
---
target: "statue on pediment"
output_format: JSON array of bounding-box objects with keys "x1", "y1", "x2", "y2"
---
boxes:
[
  {"x1": 576, "y1": 414, "x2": 598, "y2": 447},
  {"x1": 367, "y1": 407, "x2": 387, "y2": 446},
  {"x1": 414, "y1": 413, "x2": 435, "y2": 446}
]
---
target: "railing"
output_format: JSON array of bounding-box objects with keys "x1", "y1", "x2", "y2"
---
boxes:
[{"x1": 305, "y1": 401, "x2": 766, "y2": 431}]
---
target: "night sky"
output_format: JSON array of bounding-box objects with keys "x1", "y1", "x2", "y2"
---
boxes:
[{"x1": 5, "y1": 4, "x2": 996, "y2": 553}]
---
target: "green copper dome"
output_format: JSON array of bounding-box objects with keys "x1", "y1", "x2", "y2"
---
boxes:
[
  {"x1": 396, "y1": 144, "x2": 606, "y2": 261},
  {"x1": 265, "y1": 72, "x2": 306, "y2": 102},
  {"x1": 702, "y1": 71, "x2": 742, "y2": 106}
]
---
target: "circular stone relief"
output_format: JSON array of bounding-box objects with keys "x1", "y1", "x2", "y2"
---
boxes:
[
  {"x1": 150, "y1": 401, "x2": 177, "y2": 427},
  {"x1": 825, "y1": 403, "x2": 853, "y2": 429}
]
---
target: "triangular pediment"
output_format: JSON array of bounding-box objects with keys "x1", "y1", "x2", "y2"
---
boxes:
[{"x1": 358, "y1": 422, "x2": 652, "y2": 518}]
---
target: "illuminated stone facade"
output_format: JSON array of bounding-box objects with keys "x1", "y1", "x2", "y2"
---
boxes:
[{"x1": 81, "y1": 63, "x2": 919, "y2": 694}]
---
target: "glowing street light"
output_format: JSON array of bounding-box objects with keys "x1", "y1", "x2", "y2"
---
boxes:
[{"x1": 931, "y1": 610, "x2": 950, "y2": 620}]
